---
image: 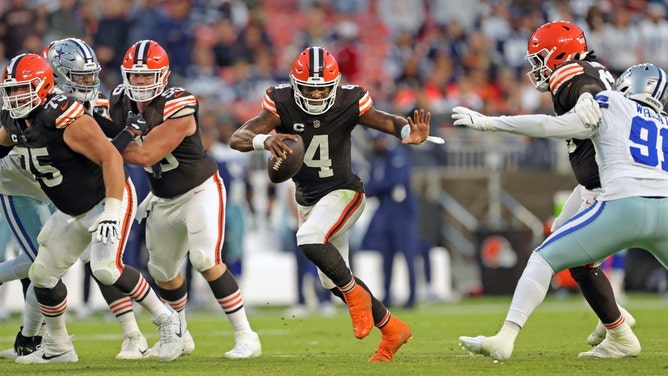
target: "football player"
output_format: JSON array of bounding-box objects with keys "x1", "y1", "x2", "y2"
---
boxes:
[
  {"x1": 230, "y1": 46, "x2": 438, "y2": 361},
  {"x1": 43, "y1": 37, "x2": 152, "y2": 360},
  {"x1": 108, "y1": 40, "x2": 261, "y2": 359},
  {"x1": 0, "y1": 148, "x2": 53, "y2": 360},
  {"x1": 0, "y1": 53, "x2": 183, "y2": 363},
  {"x1": 459, "y1": 21, "x2": 639, "y2": 359},
  {"x1": 452, "y1": 62, "x2": 668, "y2": 361}
]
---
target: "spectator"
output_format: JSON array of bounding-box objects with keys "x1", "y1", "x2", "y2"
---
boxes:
[
  {"x1": 600, "y1": 5, "x2": 641, "y2": 76},
  {"x1": 638, "y1": 2, "x2": 668, "y2": 72},
  {"x1": 0, "y1": 0, "x2": 44, "y2": 59},
  {"x1": 361, "y1": 132, "x2": 418, "y2": 309}
]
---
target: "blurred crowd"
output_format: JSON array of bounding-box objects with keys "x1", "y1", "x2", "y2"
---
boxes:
[{"x1": 1, "y1": 0, "x2": 667, "y2": 171}]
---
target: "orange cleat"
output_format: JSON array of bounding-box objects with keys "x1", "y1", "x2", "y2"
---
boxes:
[
  {"x1": 343, "y1": 284, "x2": 374, "y2": 339},
  {"x1": 368, "y1": 316, "x2": 412, "y2": 362}
]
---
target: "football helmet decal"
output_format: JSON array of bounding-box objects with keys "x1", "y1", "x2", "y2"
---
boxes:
[
  {"x1": 121, "y1": 39, "x2": 170, "y2": 102},
  {"x1": 526, "y1": 21, "x2": 588, "y2": 92},
  {"x1": 615, "y1": 63, "x2": 668, "y2": 114},
  {"x1": 290, "y1": 46, "x2": 341, "y2": 115},
  {"x1": 44, "y1": 38, "x2": 101, "y2": 103},
  {"x1": 1, "y1": 53, "x2": 55, "y2": 119}
]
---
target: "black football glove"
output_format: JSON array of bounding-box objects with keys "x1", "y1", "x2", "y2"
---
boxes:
[{"x1": 125, "y1": 111, "x2": 148, "y2": 138}]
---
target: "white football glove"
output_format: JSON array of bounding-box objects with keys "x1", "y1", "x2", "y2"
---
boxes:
[
  {"x1": 574, "y1": 92, "x2": 602, "y2": 129},
  {"x1": 88, "y1": 198, "x2": 122, "y2": 245},
  {"x1": 451, "y1": 106, "x2": 493, "y2": 131}
]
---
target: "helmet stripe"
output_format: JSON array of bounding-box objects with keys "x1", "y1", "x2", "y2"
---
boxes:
[
  {"x1": 134, "y1": 40, "x2": 151, "y2": 64},
  {"x1": 70, "y1": 38, "x2": 95, "y2": 64},
  {"x1": 5, "y1": 54, "x2": 25, "y2": 80},
  {"x1": 653, "y1": 65, "x2": 667, "y2": 103},
  {"x1": 309, "y1": 47, "x2": 323, "y2": 78}
]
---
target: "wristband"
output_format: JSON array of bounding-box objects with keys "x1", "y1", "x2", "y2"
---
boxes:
[
  {"x1": 400, "y1": 124, "x2": 411, "y2": 140},
  {"x1": 111, "y1": 129, "x2": 134, "y2": 152},
  {"x1": 252, "y1": 134, "x2": 270, "y2": 150},
  {"x1": 104, "y1": 197, "x2": 122, "y2": 214}
]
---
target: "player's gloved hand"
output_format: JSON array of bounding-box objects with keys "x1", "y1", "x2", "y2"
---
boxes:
[
  {"x1": 88, "y1": 198, "x2": 122, "y2": 245},
  {"x1": 574, "y1": 92, "x2": 602, "y2": 129},
  {"x1": 451, "y1": 106, "x2": 493, "y2": 131},
  {"x1": 125, "y1": 111, "x2": 148, "y2": 138}
]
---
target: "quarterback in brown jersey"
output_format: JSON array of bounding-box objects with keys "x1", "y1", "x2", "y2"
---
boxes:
[
  {"x1": 231, "y1": 46, "x2": 438, "y2": 362},
  {"x1": 0, "y1": 53, "x2": 183, "y2": 363},
  {"x1": 108, "y1": 40, "x2": 261, "y2": 359}
]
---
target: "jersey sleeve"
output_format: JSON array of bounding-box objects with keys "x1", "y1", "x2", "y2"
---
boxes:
[
  {"x1": 262, "y1": 87, "x2": 279, "y2": 117},
  {"x1": 488, "y1": 112, "x2": 595, "y2": 139},
  {"x1": 163, "y1": 89, "x2": 197, "y2": 119},
  {"x1": 359, "y1": 88, "x2": 373, "y2": 116},
  {"x1": 43, "y1": 95, "x2": 86, "y2": 129}
]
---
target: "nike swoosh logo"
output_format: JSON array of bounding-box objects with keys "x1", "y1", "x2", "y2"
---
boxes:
[
  {"x1": 194, "y1": 189, "x2": 204, "y2": 195},
  {"x1": 60, "y1": 104, "x2": 68, "y2": 110},
  {"x1": 139, "y1": 348, "x2": 148, "y2": 355},
  {"x1": 42, "y1": 351, "x2": 69, "y2": 360}
]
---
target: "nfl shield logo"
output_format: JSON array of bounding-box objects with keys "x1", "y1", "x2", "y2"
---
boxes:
[{"x1": 313, "y1": 120, "x2": 320, "y2": 128}]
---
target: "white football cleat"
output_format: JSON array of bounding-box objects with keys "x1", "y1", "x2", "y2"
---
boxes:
[
  {"x1": 146, "y1": 330, "x2": 195, "y2": 358},
  {"x1": 579, "y1": 324, "x2": 640, "y2": 359},
  {"x1": 15, "y1": 334, "x2": 78, "y2": 364},
  {"x1": 152, "y1": 311, "x2": 183, "y2": 362},
  {"x1": 458, "y1": 335, "x2": 514, "y2": 362},
  {"x1": 116, "y1": 333, "x2": 149, "y2": 360},
  {"x1": 0, "y1": 348, "x2": 17, "y2": 359},
  {"x1": 587, "y1": 306, "x2": 637, "y2": 346},
  {"x1": 224, "y1": 330, "x2": 261, "y2": 359}
]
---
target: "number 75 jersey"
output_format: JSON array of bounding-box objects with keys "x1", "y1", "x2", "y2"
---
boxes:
[
  {"x1": 264, "y1": 84, "x2": 369, "y2": 206},
  {"x1": 0, "y1": 93, "x2": 106, "y2": 216}
]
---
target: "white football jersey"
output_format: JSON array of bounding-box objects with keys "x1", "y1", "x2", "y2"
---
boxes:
[
  {"x1": 0, "y1": 148, "x2": 50, "y2": 201},
  {"x1": 488, "y1": 90, "x2": 668, "y2": 200}
]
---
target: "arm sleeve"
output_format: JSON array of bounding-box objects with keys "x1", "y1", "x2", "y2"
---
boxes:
[{"x1": 487, "y1": 112, "x2": 596, "y2": 139}]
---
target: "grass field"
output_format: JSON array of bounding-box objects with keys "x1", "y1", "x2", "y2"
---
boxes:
[{"x1": 1, "y1": 293, "x2": 667, "y2": 375}]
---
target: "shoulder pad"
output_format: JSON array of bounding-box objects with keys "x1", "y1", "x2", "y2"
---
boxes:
[{"x1": 42, "y1": 94, "x2": 85, "y2": 129}]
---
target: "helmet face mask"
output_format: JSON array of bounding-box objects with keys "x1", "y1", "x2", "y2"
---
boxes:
[
  {"x1": 1, "y1": 53, "x2": 54, "y2": 119},
  {"x1": 121, "y1": 40, "x2": 170, "y2": 102},
  {"x1": 290, "y1": 46, "x2": 341, "y2": 115},
  {"x1": 44, "y1": 38, "x2": 101, "y2": 103},
  {"x1": 615, "y1": 63, "x2": 668, "y2": 114},
  {"x1": 525, "y1": 21, "x2": 588, "y2": 92}
]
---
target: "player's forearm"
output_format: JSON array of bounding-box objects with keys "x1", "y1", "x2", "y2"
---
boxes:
[
  {"x1": 229, "y1": 128, "x2": 258, "y2": 152},
  {"x1": 489, "y1": 113, "x2": 594, "y2": 139},
  {"x1": 101, "y1": 154, "x2": 125, "y2": 201}
]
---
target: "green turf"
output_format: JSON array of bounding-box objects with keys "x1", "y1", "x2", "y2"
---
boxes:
[{"x1": 1, "y1": 293, "x2": 667, "y2": 375}]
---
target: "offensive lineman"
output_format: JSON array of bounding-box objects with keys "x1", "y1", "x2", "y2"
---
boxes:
[
  {"x1": 452, "y1": 62, "x2": 667, "y2": 361},
  {"x1": 460, "y1": 21, "x2": 638, "y2": 358},
  {"x1": 0, "y1": 53, "x2": 183, "y2": 363},
  {"x1": 108, "y1": 39, "x2": 261, "y2": 359}
]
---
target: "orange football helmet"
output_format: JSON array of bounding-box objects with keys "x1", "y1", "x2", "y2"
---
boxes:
[
  {"x1": 290, "y1": 46, "x2": 341, "y2": 115},
  {"x1": 121, "y1": 40, "x2": 170, "y2": 102},
  {"x1": 1, "y1": 53, "x2": 55, "y2": 119},
  {"x1": 525, "y1": 21, "x2": 588, "y2": 92}
]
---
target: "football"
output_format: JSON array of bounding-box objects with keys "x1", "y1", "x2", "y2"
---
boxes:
[{"x1": 267, "y1": 135, "x2": 305, "y2": 183}]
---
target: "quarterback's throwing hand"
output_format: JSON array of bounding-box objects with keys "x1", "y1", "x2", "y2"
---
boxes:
[
  {"x1": 451, "y1": 106, "x2": 492, "y2": 131},
  {"x1": 574, "y1": 92, "x2": 602, "y2": 129}
]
